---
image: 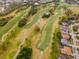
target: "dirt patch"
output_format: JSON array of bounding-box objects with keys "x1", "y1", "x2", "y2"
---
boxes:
[{"x1": 69, "y1": 6, "x2": 79, "y2": 14}]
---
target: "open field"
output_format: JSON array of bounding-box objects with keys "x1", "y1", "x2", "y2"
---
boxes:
[
  {"x1": 36, "y1": 5, "x2": 64, "y2": 51},
  {"x1": 0, "y1": 5, "x2": 55, "y2": 59},
  {"x1": 0, "y1": 1, "x2": 79, "y2": 59},
  {"x1": 0, "y1": 6, "x2": 31, "y2": 38},
  {"x1": 24, "y1": 6, "x2": 53, "y2": 29}
]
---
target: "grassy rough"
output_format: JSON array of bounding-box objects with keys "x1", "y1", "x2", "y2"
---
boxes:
[{"x1": 0, "y1": 6, "x2": 31, "y2": 38}]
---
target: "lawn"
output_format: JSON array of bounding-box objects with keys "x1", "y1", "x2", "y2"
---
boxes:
[
  {"x1": 0, "y1": 37, "x2": 21, "y2": 59},
  {"x1": 36, "y1": 5, "x2": 64, "y2": 51},
  {"x1": 0, "y1": 6, "x2": 31, "y2": 38},
  {"x1": 0, "y1": 26, "x2": 22, "y2": 59},
  {"x1": 24, "y1": 6, "x2": 53, "y2": 29}
]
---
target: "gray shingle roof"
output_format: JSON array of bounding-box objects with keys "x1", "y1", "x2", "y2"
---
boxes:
[
  {"x1": 64, "y1": 0, "x2": 79, "y2": 5},
  {"x1": 0, "y1": 0, "x2": 54, "y2": 3}
]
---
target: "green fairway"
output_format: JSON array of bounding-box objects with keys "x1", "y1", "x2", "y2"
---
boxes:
[
  {"x1": 36, "y1": 5, "x2": 64, "y2": 51},
  {"x1": 63, "y1": 3, "x2": 79, "y2": 7},
  {"x1": 0, "y1": 0, "x2": 78, "y2": 59},
  {"x1": 0, "y1": 6, "x2": 31, "y2": 38},
  {"x1": 24, "y1": 6, "x2": 53, "y2": 29},
  {"x1": 36, "y1": 0, "x2": 72, "y2": 51}
]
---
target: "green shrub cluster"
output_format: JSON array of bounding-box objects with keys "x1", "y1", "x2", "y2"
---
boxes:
[{"x1": 16, "y1": 48, "x2": 32, "y2": 59}]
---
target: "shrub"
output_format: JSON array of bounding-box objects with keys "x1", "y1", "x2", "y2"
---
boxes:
[
  {"x1": 73, "y1": 26, "x2": 78, "y2": 32},
  {"x1": 51, "y1": 28, "x2": 61, "y2": 59},
  {"x1": 0, "y1": 19, "x2": 9, "y2": 26},
  {"x1": 29, "y1": 7, "x2": 37, "y2": 15},
  {"x1": 34, "y1": 25, "x2": 40, "y2": 33},
  {"x1": 18, "y1": 18, "x2": 28, "y2": 27},
  {"x1": 65, "y1": 9, "x2": 73, "y2": 16},
  {"x1": 16, "y1": 48, "x2": 32, "y2": 59},
  {"x1": 49, "y1": 9, "x2": 54, "y2": 15}
]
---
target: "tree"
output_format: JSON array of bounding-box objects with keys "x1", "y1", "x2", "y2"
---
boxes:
[
  {"x1": 51, "y1": 28, "x2": 61, "y2": 59},
  {"x1": 65, "y1": 9, "x2": 73, "y2": 16},
  {"x1": 18, "y1": 18, "x2": 28, "y2": 27},
  {"x1": 0, "y1": 19, "x2": 9, "y2": 26},
  {"x1": 16, "y1": 48, "x2": 32, "y2": 59},
  {"x1": 49, "y1": 8, "x2": 54, "y2": 15},
  {"x1": 34, "y1": 25, "x2": 40, "y2": 33},
  {"x1": 30, "y1": 7, "x2": 37, "y2": 15}
]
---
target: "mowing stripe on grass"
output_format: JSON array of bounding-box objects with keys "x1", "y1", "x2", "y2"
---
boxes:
[
  {"x1": 0, "y1": 6, "x2": 31, "y2": 38},
  {"x1": 36, "y1": 5, "x2": 64, "y2": 51},
  {"x1": 63, "y1": 3, "x2": 79, "y2": 7},
  {"x1": 36, "y1": 16, "x2": 55, "y2": 51},
  {"x1": 24, "y1": 6, "x2": 53, "y2": 29},
  {"x1": 36, "y1": 3, "x2": 65, "y2": 50}
]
